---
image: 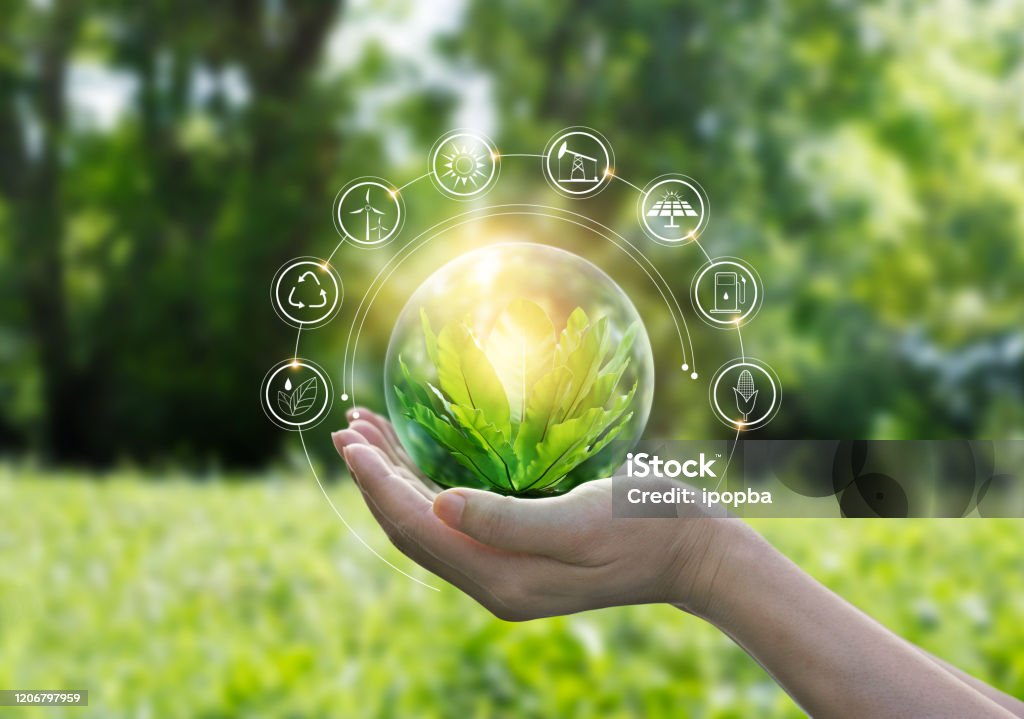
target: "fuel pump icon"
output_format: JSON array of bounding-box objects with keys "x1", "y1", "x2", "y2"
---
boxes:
[{"x1": 711, "y1": 271, "x2": 746, "y2": 314}]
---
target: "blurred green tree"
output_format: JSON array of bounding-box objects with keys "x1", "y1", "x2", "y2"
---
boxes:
[
  {"x1": 449, "y1": 0, "x2": 1024, "y2": 440},
  {"x1": 1, "y1": 1, "x2": 346, "y2": 463}
]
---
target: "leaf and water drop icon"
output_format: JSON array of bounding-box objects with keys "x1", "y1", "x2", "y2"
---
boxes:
[{"x1": 278, "y1": 375, "x2": 318, "y2": 417}]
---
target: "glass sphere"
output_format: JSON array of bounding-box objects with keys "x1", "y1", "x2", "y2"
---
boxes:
[{"x1": 384, "y1": 243, "x2": 653, "y2": 496}]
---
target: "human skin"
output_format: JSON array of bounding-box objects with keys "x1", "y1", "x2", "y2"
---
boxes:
[{"x1": 333, "y1": 408, "x2": 1024, "y2": 718}]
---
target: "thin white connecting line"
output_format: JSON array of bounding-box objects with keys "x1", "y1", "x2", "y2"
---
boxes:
[
  {"x1": 612, "y1": 174, "x2": 644, "y2": 193},
  {"x1": 736, "y1": 324, "x2": 745, "y2": 361},
  {"x1": 714, "y1": 428, "x2": 743, "y2": 492},
  {"x1": 324, "y1": 241, "x2": 344, "y2": 265},
  {"x1": 396, "y1": 172, "x2": 433, "y2": 192},
  {"x1": 298, "y1": 429, "x2": 441, "y2": 591},
  {"x1": 693, "y1": 238, "x2": 714, "y2": 263}
]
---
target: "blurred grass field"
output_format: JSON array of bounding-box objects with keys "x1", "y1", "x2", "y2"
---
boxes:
[{"x1": 1, "y1": 465, "x2": 1022, "y2": 719}]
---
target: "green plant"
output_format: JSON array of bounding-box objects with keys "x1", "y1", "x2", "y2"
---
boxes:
[{"x1": 393, "y1": 299, "x2": 638, "y2": 495}]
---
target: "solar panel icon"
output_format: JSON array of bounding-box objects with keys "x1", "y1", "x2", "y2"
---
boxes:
[
  {"x1": 638, "y1": 174, "x2": 709, "y2": 245},
  {"x1": 647, "y1": 190, "x2": 699, "y2": 228}
]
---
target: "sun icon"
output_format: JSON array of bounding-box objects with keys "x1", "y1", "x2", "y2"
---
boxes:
[
  {"x1": 429, "y1": 131, "x2": 499, "y2": 198},
  {"x1": 440, "y1": 143, "x2": 487, "y2": 188}
]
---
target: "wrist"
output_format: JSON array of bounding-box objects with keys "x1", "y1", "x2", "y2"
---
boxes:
[{"x1": 666, "y1": 518, "x2": 774, "y2": 625}]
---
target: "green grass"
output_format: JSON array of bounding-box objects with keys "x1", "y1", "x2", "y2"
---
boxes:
[{"x1": 0, "y1": 465, "x2": 1022, "y2": 718}]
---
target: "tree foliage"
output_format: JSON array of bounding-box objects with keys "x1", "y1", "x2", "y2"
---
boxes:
[{"x1": 1, "y1": 0, "x2": 1022, "y2": 465}]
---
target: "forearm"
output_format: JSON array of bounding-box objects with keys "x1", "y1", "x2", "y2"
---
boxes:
[
  {"x1": 684, "y1": 523, "x2": 1016, "y2": 718},
  {"x1": 917, "y1": 647, "x2": 1024, "y2": 717}
]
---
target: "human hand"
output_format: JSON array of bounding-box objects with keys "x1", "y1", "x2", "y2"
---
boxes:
[{"x1": 333, "y1": 408, "x2": 753, "y2": 621}]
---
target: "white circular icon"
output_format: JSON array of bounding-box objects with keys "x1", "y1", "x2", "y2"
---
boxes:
[
  {"x1": 261, "y1": 358, "x2": 334, "y2": 431},
  {"x1": 333, "y1": 177, "x2": 405, "y2": 248},
  {"x1": 691, "y1": 257, "x2": 763, "y2": 329},
  {"x1": 271, "y1": 257, "x2": 343, "y2": 329},
  {"x1": 637, "y1": 174, "x2": 709, "y2": 245},
  {"x1": 429, "y1": 130, "x2": 500, "y2": 199},
  {"x1": 709, "y1": 358, "x2": 781, "y2": 432},
  {"x1": 542, "y1": 126, "x2": 614, "y2": 198}
]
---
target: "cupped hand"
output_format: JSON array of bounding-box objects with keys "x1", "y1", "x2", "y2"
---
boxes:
[{"x1": 333, "y1": 408, "x2": 749, "y2": 621}]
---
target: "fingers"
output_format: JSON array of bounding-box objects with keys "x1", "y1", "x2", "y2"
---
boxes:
[
  {"x1": 342, "y1": 445, "x2": 509, "y2": 577},
  {"x1": 341, "y1": 445, "x2": 488, "y2": 597},
  {"x1": 346, "y1": 408, "x2": 442, "y2": 492},
  {"x1": 337, "y1": 439, "x2": 576, "y2": 621},
  {"x1": 346, "y1": 413, "x2": 405, "y2": 465},
  {"x1": 333, "y1": 429, "x2": 435, "y2": 501},
  {"x1": 349, "y1": 408, "x2": 404, "y2": 455},
  {"x1": 347, "y1": 419, "x2": 422, "y2": 480},
  {"x1": 432, "y1": 487, "x2": 580, "y2": 556}
]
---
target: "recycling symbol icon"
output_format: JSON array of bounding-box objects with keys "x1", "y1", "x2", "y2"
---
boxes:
[
  {"x1": 288, "y1": 271, "x2": 328, "y2": 309},
  {"x1": 271, "y1": 258, "x2": 343, "y2": 329}
]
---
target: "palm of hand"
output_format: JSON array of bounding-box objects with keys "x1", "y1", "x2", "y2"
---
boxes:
[{"x1": 334, "y1": 409, "x2": 726, "y2": 620}]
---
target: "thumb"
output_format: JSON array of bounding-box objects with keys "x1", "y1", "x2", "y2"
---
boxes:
[{"x1": 432, "y1": 488, "x2": 566, "y2": 554}]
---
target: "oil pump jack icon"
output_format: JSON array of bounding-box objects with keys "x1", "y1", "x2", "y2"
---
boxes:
[
  {"x1": 287, "y1": 271, "x2": 328, "y2": 309},
  {"x1": 348, "y1": 188, "x2": 392, "y2": 244},
  {"x1": 556, "y1": 141, "x2": 599, "y2": 183}
]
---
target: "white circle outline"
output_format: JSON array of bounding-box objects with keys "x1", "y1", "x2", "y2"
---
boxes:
[
  {"x1": 691, "y1": 257, "x2": 763, "y2": 329},
  {"x1": 261, "y1": 359, "x2": 333, "y2": 430},
  {"x1": 542, "y1": 126, "x2": 614, "y2": 198},
  {"x1": 709, "y1": 358, "x2": 781, "y2": 431},
  {"x1": 637, "y1": 174, "x2": 710, "y2": 245},
  {"x1": 429, "y1": 130, "x2": 500, "y2": 199},
  {"x1": 271, "y1": 258, "x2": 343, "y2": 329},
  {"x1": 333, "y1": 177, "x2": 404, "y2": 247}
]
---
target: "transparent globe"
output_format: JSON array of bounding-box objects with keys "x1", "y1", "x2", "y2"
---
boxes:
[{"x1": 385, "y1": 243, "x2": 654, "y2": 496}]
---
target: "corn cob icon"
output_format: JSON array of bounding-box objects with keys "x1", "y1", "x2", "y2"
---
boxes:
[{"x1": 733, "y1": 369, "x2": 758, "y2": 421}]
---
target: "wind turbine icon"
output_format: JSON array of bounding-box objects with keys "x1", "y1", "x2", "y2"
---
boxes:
[{"x1": 349, "y1": 188, "x2": 389, "y2": 243}]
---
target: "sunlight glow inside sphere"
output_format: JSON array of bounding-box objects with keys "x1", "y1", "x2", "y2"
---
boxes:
[{"x1": 384, "y1": 243, "x2": 654, "y2": 496}]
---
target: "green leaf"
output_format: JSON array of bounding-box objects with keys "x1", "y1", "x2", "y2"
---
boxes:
[
  {"x1": 395, "y1": 386, "x2": 504, "y2": 488},
  {"x1": 519, "y1": 406, "x2": 610, "y2": 492},
  {"x1": 420, "y1": 308, "x2": 439, "y2": 368},
  {"x1": 447, "y1": 404, "x2": 517, "y2": 491},
  {"x1": 484, "y1": 299, "x2": 555, "y2": 425},
  {"x1": 558, "y1": 315, "x2": 611, "y2": 422},
  {"x1": 583, "y1": 409, "x2": 634, "y2": 463},
  {"x1": 422, "y1": 383, "x2": 515, "y2": 491},
  {"x1": 403, "y1": 302, "x2": 641, "y2": 496},
  {"x1": 544, "y1": 410, "x2": 634, "y2": 494},
  {"x1": 521, "y1": 384, "x2": 637, "y2": 492},
  {"x1": 554, "y1": 307, "x2": 589, "y2": 368},
  {"x1": 399, "y1": 356, "x2": 439, "y2": 412},
  {"x1": 576, "y1": 322, "x2": 639, "y2": 412},
  {"x1": 602, "y1": 322, "x2": 639, "y2": 377},
  {"x1": 436, "y1": 320, "x2": 511, "y2": 432},
  {"x1": 512, "y1": 365, "x2": 572, "y2": 480}
]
